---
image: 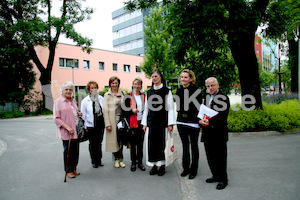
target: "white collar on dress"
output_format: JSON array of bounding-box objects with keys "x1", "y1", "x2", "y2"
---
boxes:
[{"x1": 153, "y1": 83, "x2": 163, "y2": 90}]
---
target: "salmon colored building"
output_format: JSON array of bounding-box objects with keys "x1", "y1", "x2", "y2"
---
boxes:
[{"x1": 33, "y1": 43, "x2": 151, "y2": 104}]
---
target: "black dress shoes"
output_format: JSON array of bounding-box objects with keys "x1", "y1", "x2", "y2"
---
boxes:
[
  {"x1": 150, "y1": 165, "x2": 158, "y2": 175},
  {"x1": 216, "y1": 182, "x2": 228, "y2": 190},
  {"x1": 206, "y1": 177, "x2": 218, "y2": 183},
  {"x1": 180, "y1": 171, "x2": 190, "y2": 177},
  {"x1": 98, "y1": 161, "x2": 104, "y2": 167},
  {"x1": 131, "y1": 165, "x2": 136, "y2": 172},
  {"x1": 92, "y1": 164, "x2": 98, "y2": 168},
  {"x1": 138, "y1": 164, "x2": 146, "y2": 171},
  {"x1": 158, "y1": 165, "x2": 166, "y2": 176},
  {"x1": 188, "y1": 174, "x2": 197, "y2": 179}
]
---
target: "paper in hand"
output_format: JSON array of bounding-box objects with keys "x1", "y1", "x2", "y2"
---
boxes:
[{"x1": 197, "y1": 104, "x2": 219, "y2": 120}]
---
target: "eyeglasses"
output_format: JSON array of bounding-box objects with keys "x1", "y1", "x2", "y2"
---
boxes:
[{"x1": 206, "y1": 84, "x2": 216, "y2": 88}]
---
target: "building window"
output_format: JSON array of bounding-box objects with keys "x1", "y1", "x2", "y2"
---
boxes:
[
  {"x1": 99, "y1": 62, "x2": 105, "y2": 71},
  {"x1": 83, "y1": 60, "x2": 90, "y2": 70},
  {"x1": 136, "y1": 66, "x2": 141, "y2": 73},
  {"x1": 113, "y1": 22, "x2": 143, "y2": 40},
  {"x1": 124, "y1": 64, "x2": 130, "y2": 72},
  {"x1": 113, "y1": 63, "x2": 118, "y2": 71},
  {"x1": 114, "y1": 38, "x2": 144, "y2": 52},
  {"x1": 59, "y1": 58, "x2": 79, "y2": 69},
  {"x1": 256, "y1": 50, "x2": 259, "y2": 54},
  {"x1": 113, "y1": 10, "x2": 142, "y2": 26}
]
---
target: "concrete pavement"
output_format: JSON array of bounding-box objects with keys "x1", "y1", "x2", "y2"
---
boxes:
[{"x1": 0, "y1": 115, "x2": 300, "y2": 200}]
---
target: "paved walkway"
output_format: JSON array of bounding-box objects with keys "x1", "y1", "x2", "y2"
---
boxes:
[{"x1": 0, "y1": 115, "x2": 300, "y2": 200}]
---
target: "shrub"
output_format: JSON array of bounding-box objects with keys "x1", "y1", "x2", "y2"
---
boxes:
[
  {"x1": 228, "y1": 99, "x2": 300, "y2": 132},
  {"x1": 0, "y1": 111, "x2": 25, "y2": 119},
  {"x1": 262, "y1": 93, "x2": 298, "y2": 104}
]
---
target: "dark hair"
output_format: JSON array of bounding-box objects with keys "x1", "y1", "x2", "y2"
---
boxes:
[
  {"x1": 108, "y1": 76, "x2": 120, "y2": 87},
  {"x1": 151, "y1": 69, "x2": 166, "y2": 87}
]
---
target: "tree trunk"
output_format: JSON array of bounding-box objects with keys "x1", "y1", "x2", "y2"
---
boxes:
[
  {"x1": 224, "y1": 0, "x2": 268, "y2": 110},
  {"x1": 28, "y1": 45, "x2": 54, "y2": 110},
  {"x1": 228, "y1": 30, "x2": 263, "y2": 110},
  {"x1": 289, "y1": 39, "x2": 299, "y2": 93}
]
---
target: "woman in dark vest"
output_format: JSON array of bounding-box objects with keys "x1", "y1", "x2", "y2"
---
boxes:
[
  {"x1": 141, "y1": 70, "x2": 176, "y2": 176},
  {"x1": 176, "y1": 69, "x2": 202, "y2": 179}
]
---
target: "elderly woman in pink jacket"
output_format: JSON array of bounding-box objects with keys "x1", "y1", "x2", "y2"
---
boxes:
[{"x1": 54, "y1": 81, "x2": 82, "y2": 179}]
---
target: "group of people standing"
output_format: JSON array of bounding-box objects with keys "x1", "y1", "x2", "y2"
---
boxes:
[{"x1": 53, "y1": 69, "x2": 230, "y2": 190}]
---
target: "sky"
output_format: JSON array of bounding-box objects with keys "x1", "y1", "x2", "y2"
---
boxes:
[{"x1": 57, "y1": 0, "x2": 126, "y2": 51}]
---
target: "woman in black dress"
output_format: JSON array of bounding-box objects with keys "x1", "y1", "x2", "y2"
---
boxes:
[{"x1": 141, "y1": 70, "x2": 176, "y2": 176}]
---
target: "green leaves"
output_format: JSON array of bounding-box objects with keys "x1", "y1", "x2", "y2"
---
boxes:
[
  {"x1": 228, "y1": 100, "x2": 300, "y2": 132},
  {"x1": 141, "y1": 5, "x2": 178, "y2": 80}
]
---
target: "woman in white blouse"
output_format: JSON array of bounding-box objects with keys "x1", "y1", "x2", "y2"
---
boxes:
[{"x1": 81, "y1": 81, "x2": 105, "y2": 168}]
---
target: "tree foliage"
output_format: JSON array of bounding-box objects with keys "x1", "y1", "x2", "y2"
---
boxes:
[
  {"x1": 259, "y1": 70, "x2": 274, "y2": 88},
  {"x1": 141, "y1": 5, "x2": 178, "y2": 80},
  {"x1": 261, "y1": 0, "x2": 300, "y2": 92},
  {"x1": 125, "y1": 0, "x2": 267, "y2": 109},
  {"x1": 0, "y1": 2, "x2": 37, "y2": 106},
  {"x1": 0, "y1": 0, "x2": 94, "y2": 108},
  {"x1": 0, "y1": 40, "x2": 36, "y2": 106}
]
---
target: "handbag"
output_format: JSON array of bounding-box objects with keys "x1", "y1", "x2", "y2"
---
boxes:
[
  {"x1": 76, "y1": 117, "x2": 89, "y2": 142},
  {"x1": 164, "y1": 131, "x2": 177, "y2": 166},
  {"x1": 117, "y1": 117, "x2": 132, "y2": 146}
]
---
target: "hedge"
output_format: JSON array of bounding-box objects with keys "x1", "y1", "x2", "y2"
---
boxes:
[{"x1": 228, "y1": 99, "x2": 300, "y2": 132}]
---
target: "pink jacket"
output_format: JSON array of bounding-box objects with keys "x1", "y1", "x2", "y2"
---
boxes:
[{"x1": 53, "y1": 95, "x2": 79, "y2": 140}]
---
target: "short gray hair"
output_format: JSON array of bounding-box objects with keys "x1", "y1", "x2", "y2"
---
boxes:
[
  {"x1": 60, "y1": 81, "x2": 74, "y2": 93},
  {"x1": 205, "y1": 77, "x2": 218, "y2": 85}
]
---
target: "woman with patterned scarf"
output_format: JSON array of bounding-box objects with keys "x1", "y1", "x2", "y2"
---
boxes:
[{"x1": 81, "y1": 81, "x2": 105, "y2": 168}]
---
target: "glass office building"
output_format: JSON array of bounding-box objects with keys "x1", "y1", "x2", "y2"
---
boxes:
[{"x1": 112, "y1": 7, "x2": 151, "y2": 56}]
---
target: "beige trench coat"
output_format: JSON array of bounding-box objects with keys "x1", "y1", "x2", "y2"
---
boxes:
[{"x1": 103, "y1": 89, "x2": 125, "y2": 153}]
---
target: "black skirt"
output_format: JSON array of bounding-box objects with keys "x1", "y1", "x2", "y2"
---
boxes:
[{"x1": 148, "y1": 126, "x2": 166, "y2": 162}]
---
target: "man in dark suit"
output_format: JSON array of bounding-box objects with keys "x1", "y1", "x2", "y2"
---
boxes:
[{"x1": 199, "y1": 77, "x2": 230, "y2": 190}]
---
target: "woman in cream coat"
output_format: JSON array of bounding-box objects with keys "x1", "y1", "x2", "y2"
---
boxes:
[{"x1": 103, "y1": 76, "x2": 126, "y2": 168}]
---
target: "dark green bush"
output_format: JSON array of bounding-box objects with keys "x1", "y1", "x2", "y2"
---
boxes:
[
  {"x1": 228, "y1": 99, "x2": 300, "y2": 132},
  {"x1": 0, "y1": 111, "x2": 26, "y2": 119},
  {"x1": 0, "y1": 109, "x2": 52, "y2": 119}
]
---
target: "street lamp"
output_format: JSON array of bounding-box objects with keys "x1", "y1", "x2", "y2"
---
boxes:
[{"x1": 67, "y1": 59, "x2": 76, "y2": 101}]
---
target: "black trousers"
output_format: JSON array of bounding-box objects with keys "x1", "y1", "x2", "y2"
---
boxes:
[
  {"x1": 62, "y1": 139, "x2": 79, "y2": 173},
  {"x1": 130, "y1": 121, "x2": 145, "y2": 165},
  {"x1": 87, "y1": 116, "x2": 104, "y2": 165},
  {"x1": 204, "y1": 140, "x2": 228, "y2": 182},
  {"x1": 177, "y1": 124, "x2": 200, "y2": 174}
]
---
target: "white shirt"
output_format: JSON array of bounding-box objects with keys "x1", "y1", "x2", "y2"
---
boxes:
[
  {"x1": 134, "y1": 94, "x2": 143, "y2": 121},
  {"x1": 80, "y1": 94, "x2": 104, "y2": 128}
]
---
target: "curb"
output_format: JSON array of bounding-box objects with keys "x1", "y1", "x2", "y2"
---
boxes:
[{"x1": 229, "y1": 129, "x2": 300, "y2": 137}]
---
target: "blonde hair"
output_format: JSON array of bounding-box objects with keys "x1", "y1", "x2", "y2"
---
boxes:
[
  {"x1": 132, "y1": 77, "x2": 143, "y2": 85},
  {"x1": 181, "y1": 69, "x2": 196, "y2": 85}
]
